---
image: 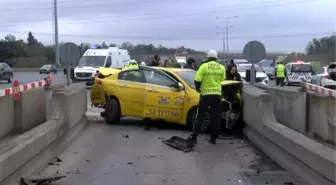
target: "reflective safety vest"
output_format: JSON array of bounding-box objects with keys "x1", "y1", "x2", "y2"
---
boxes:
[
  {"x1": 122, "y1": 62, "x2": 139, "y2": 70},
  {"x1": 276, "y1": 64, "x2": 285, "y2": 78},
  {"x1": 194, "y1": 61, "x2": 226, "y2": 96},
  {"x1": 122, "y1": 62, "x2": 141, "y2": 79}
]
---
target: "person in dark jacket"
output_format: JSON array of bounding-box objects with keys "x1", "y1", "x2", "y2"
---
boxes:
[
  {"x1": 226, "y1": 66, "x2": 241, "y2": 81},
  {"x1": 147, "y1": 54, "x2": 160, "y2": 66},
  {"x1": 184, "y1": 58, "x2": 196, "y2": 69},
  {"x1": 228, "y1": 59, "x2": 237, "y2": 69}
]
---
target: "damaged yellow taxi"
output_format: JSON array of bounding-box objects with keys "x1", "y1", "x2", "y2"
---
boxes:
[{"x1": 91, "y1": 66, "x2": 243, "y2": 131}]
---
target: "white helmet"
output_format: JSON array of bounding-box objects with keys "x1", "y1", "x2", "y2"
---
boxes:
[
  {"x1": 207, "y1": 49, "x2": 217, "y2": 59},
  {"x1": 141, "y1": 61, "x2": 146, "y2": 66}
]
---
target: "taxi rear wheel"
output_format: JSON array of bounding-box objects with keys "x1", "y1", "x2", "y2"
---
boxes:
[
  {"x1": 187, "y1": 107, "x2": 211, "y2": 133},
  {"x1": 104, "y1": 97, "x2": 121, "y2": 125}
]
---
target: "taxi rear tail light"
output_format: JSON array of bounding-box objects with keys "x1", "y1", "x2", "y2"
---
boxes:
[{"x1": 324, "y1": 74, "x2": 329, "y2": 79}]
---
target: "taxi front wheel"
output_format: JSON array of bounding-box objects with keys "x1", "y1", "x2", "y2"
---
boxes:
[{"x1": 104, "y1": 98, "x2": 121, "y2": 125}]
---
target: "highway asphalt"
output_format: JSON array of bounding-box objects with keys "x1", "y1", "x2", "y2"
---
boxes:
[
  {"x1": 41, "y1": 108, "x2": 298, "y2": 185},
  {"x1": 0, "y1": 72, "x2": 301, "y2": 91}
]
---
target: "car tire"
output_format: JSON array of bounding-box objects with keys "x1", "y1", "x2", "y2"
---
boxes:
[
  {"x1": 186, "y1": 107, "x2": 211, "y2": 133},
  {"x1": 7, "y1": 74, "x2": 13, "y2": 83},
  {"x1": 104, "y1": 97, "x2": 121, "y2": 125}
]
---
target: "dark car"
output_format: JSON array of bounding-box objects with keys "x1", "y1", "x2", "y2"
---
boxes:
[
  {"x1": 0, "y1": 62, "x2": 13, "y2": 83},
  {"x1": 39, "y1": 64, "x2": 58, "y2": 74}
]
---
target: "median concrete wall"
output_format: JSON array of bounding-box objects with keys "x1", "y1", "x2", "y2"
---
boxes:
[
  {"x1": 308, "y1": 93, "x2": 336, "y2": 143},
  {"x1": 0, "y1": 83, "x2": 88, "y2": 185},
  {"x1": 266, "y1": 88, "x2": 307, "y2": 133},
  {"x1": 243, "y1": 85, "x2": 336, "y2": 185},
  {"x1": 0, "y1": 95, "x2": 14, "y2": 139},
  {"x1": 0, "y1": 88, "x2": 47, "y2": 139},
  {"x1": 14, "y1": 88, "x2": 47, "y2": 133},
  {"x1": 265, "y1": 87, "x2": 336, "y2": 144}
]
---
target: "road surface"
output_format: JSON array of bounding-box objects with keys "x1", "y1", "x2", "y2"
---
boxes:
[{"x1": 39, "y1": 107, "x2": 298, "y2": 185}]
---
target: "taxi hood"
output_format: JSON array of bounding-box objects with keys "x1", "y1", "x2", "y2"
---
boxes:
[
  {"x1": 97, "y1": 67, "x2": 121, "y2": 76},
  {"x1": 221, "y1": 80, "x2": 242, "y2": 86}
]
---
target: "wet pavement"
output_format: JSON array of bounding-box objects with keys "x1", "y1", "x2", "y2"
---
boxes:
[{"x1": 42, "y1": 112, "x2": 298, "y2": 185}]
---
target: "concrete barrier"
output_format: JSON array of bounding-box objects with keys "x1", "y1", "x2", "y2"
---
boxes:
[
  {"x1": 243, "y1": 85, "x2": 336, "y2": 185},
  {"x1": 307, "y1": 93, "x2": 336, "y2": 143},
  {"x1": 266, "y1": 88, "x2": 307, "y2": 133},
  {"x1": 0, "y1": 83, "x2": 88, "y2": 185},
  {"x1": 0, "y1": 81, "x2": 48, "y2": 139},
  {"x1": 0, "y1": 95, "x2": 14, "y2": 139}
]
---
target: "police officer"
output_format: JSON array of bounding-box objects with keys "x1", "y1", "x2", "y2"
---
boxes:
[
  {"x1": 147, "y1": 54, "x2": 160, "y2": 66},
  {"x1": 187, "y1": 49, "x2": 226, "y2": 146},
  {"x1": 122, "y1": 59, "x2": 139, "y2": 70},
  {"x1": 275, "y1": 61, "x2": 285, "y2": 86}
]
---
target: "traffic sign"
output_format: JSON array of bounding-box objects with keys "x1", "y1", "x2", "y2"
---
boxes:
[
  {"x1": 59, "y1": 42, "x2": 81, "y2": 69},
  {"x1": 243, "y1": 41, "x2": 266, "y2": 64},
  {"x1": 12, "y1": 80, "x2": 20, "y2": 101}
]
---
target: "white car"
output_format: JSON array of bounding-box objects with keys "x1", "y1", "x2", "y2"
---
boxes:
[
  {"x1": 237, "y1": 63, "x2": 269, "y2": 86},
  {"x1": 311, "y1": 63, "x2": 336, "y2": 88}
]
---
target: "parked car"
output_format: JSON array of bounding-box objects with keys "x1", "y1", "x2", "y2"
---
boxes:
[
  {"x1": 0, "y1": 62, "x2": 13, "y2": 83},
  {"x1": 39, "y1": 64, "x2": 58, "y2": 74},
  {"x1": 311, "y1": 62, "x2": 336, "y2": 90},
  {"x1": 237, "y1": 63, "x2": 269, "y2": 86},
  {"x1": 258, "y1": 59, "x2": 275, "y2": 80}
]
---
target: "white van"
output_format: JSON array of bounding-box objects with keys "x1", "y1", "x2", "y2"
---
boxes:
[
  {"x1": 175, "y1": 56, "x2": 187, "y2": 68},
  {"x1": 284, "y1": 61, "x2": 313, "y2": 85},
  {"x1": 74, "y1": 47, "x2": 130, "y2": 82}
]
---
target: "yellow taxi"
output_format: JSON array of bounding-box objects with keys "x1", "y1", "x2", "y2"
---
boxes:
[{"x1": 91, "y1": 66, "x2": 242, "y2": 130}]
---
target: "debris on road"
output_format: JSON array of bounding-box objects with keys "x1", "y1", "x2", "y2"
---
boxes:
[
  {"x1": 162, "y1": 136, "x2": 193, "y2": 153},
  {"x1": 20, "y1": 173, "x2": 66, "y2": 185}
]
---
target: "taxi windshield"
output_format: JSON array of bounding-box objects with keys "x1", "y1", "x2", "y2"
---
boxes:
[{"x1": 175, "y1": 70, "x2": 196, "y2": 89}]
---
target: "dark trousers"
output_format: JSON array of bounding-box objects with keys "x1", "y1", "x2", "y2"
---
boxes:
[
  {"x1": 192, "y1": 95, "x2": 222, "y2": 139},
  {"x1": 276, "y1": 77, "x2": 284, "y2": 86}
]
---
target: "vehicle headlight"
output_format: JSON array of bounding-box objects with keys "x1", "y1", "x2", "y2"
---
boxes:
[{"x1": 263, "y1": 77, "x2": 269, "y2": 84}]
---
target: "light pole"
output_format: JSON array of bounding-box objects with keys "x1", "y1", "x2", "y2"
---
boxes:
[
  {"x1": 216, "y1": 16, "x2": 238, "y2": 63},
  {"x1": 52, "y1": 0, "x2": 60, "y2": 67},
  {"x1": 216, "y1": 29, "x2": 225, "y2": 62}
]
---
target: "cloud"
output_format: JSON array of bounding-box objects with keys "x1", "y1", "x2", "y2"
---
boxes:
[{"x1": 0, "y1": 0, "x2": 335, "y2": 52}]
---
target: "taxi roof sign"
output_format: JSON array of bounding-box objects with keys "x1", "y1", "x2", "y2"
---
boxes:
[{"x1": 296, "y1": 60, "x2": 304, "y2": 63}]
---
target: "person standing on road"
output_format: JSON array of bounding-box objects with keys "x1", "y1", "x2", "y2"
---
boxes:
[
  {"x1": 275, "y1": 61, "x2": 285, "y2": 87},
  {"x1": 187, "y1": 49, "x2": 226, "y2": 146},
  {"x1": 226, "y1": 66, "x2": 241, "y2": 81},
  {"x1": 147, "y1": 54, "x2": 160, "y2": 66},
  {"x1": 184, "y1": 58, "x2": 196, "y2": 70}
]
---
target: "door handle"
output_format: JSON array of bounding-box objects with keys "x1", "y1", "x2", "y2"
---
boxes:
[{"x1": 120, "y1": 84, "x2": 126, "y2": 87}]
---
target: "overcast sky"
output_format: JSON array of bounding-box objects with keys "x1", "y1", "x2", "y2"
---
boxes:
[{"x1": 0, "y1": 0, "x2": 335, "y2": 52}]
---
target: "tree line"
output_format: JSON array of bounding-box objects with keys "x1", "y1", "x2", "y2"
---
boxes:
[
  {"x1": 0, "y1": 31, "x2": 334, "y2": 68},
  {"x1": 305, "y1": 34, "x2": 335, "y2": 63},
  {"x1": 0, "y1": 32, "x2": 203, "y2": 68}
]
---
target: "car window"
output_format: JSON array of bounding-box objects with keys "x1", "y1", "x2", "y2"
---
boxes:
[
  {"x1": 143, "y1": 70, "x2": 176, "y2": 87},
  {"x1": 315, "y1": 67, "x2": 324, "y2": 74},
  {"x1": 1, "y1": 63, "x2": 9, "y2": 68},
  {"x1": 0, "y1": 63, "x2": 5, "y2": 68},
  {"x1": 105, "y1": 56, "x2": 112, "y2": 67},
  {"x1": 118, "y1": 70, "x2": 142, "y2": 83}
]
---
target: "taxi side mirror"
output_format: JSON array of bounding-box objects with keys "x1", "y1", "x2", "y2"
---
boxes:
[
  {"x1": 177, "y1": 82, "x2": 184, "y2": 91},
  {"x1": 171, "y1": 82, "x2": 184, "y2": 91}
]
